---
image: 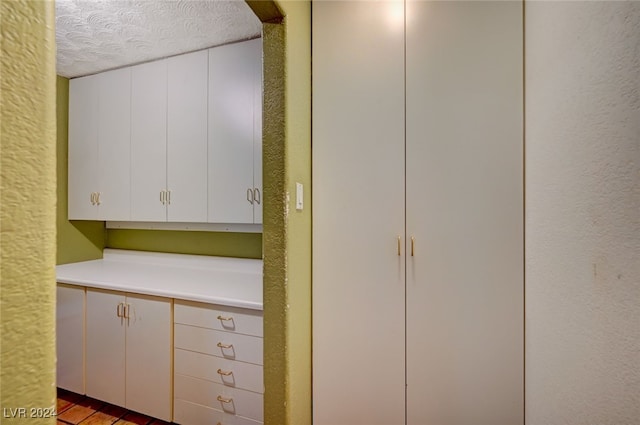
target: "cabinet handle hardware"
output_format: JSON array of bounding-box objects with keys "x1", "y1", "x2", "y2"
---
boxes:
[
  {"x1": 247, "y1": 188, "x2": 254, "y2": 205},
  {"x1": 124, "y1": 303, "x2": 131, "y2": 319},
  {"x1": 217, "y1": 315, "x2": 233, "y2": 322},
  {"x1": 116, "y1": 303, "x2": 123, "y2": 318},
  {"x1": 96, "y1": 192, "x2": 101, "y2": 206},
  {"x1": 397, "y1": 236, "x2": 401, "y2": 256},
  {"x1": 217, "y1": 369, "x2": 233, "y2": 376},
  {"x1": 160, "y1": 191, "x2": 165, "y2": 205},
  {"x1": 411, "y1": 236, "x2": 415, "y2": 257},
  {"x1": 254, "y1": 188, "x2": 261, "y2": 205},
  {"x1": 217, "y1": 342, "x2": 233, "y2": 349},
  {"x1": 90, "y1": 193, "x2": 95, "y2": 205},
  {"x1": 167, "y1": 190, "x2": 171, "y2": 205},
  {"x1": 217, "y1": 395, "x2": 233, "y2": 404}
]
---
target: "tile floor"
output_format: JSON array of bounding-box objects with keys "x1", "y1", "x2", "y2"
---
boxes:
[{"x1": 56, "y1": 389, "x2": 172, "y2": 425}]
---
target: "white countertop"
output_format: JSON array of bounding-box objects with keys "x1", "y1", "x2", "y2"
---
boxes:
[{"x1": 56, "y1": 249, "x2": 263, "y2": 310}]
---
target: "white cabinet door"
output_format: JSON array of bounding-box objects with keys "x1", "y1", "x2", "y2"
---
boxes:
[
  {"x1": 252, "y1": 40, "x2": 263, "y2": 224},
  {"x1": 312, "y1": 2, "x2": 406, "y2": 424},
  {"x1": 131, "y1": 60, "x2": 168, "y2": 222},
  {"x1": 208, "y1": 40, "x2": 260, "y2": 224},
  {"x1": 86, "y1": 289, "x2": 126, "y2": 407},
  {"x1": 68, "y1": 74, "x2": 99, "y2": 220},
  {"x1": 97, "y1": 67, "x2": 131, "y2": 220},
  {"x1": 56, "y1": 284, "x2": 85, "y2": 394},
  {"x1": 167, "y1": 50, "x2": 208, "y2": 222},
  {"x1": 125, "y1": 294, "x2": 172, "y2": 421},
  {"x1": 405, "y1": 1, "x2": 524, "y2": 424}
]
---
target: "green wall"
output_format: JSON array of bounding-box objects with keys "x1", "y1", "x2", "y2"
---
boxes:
[
  {"x1": 1, "y1": 0, "x2": 57, "y2": 422},
  {"x1": 255, "y1": 2, "x2": 312, "y2": 424},
  {"x1": 56, "y1": 78, "x2": 262, "y2": 261}
]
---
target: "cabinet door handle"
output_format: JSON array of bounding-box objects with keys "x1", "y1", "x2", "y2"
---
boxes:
[
  {"x1": 160, "y1": 191, "x2": 165, "y2": 205},
  {"x1": 411, "y1": 236, "x2": 415, "y2": 257},
  {"x1": 253, "y1": 188, "x2": 261, "y2": 205},
  {"x1": 116, "y1": 302, "x2": 123, "y2": 318},
  {"x1": 167, "y1": 190, "x2": 171, "y2": 205},
  {"x1": 217, "y1": 342, "x2": 233, "y2": 350},
  {"x1": 96, "y1": 192, "x2": 101, "y2": 206},
  {"x1": 90, "y1": 193, "x2": 95, "y2": 205},
  {"x1": 217, "y1": 395, "x2": 233, "y2": 404},
  {"x1": 217, "y1": 368, "x2": 233, "y2": 376},
  {"x1": 217, "y1": 315, "x2": 233, "y2": 322},
  {"x1": 247, "y1": 188, "x2": 254, "y2": 205},
  {"x1": 397, "y1": 236, "x2": 401, "y2": 256}
]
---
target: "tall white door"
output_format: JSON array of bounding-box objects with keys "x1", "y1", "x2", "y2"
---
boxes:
[
  {"x1": 68, "y1": 74, "x2": 99, "y2": 220},
  {"x1": 86, "y1": 289, "x2": 126, "y2": 407},
  {"x1": 208, "y1": 40, "x2": 259, "y2": 224},
  {"x1": 131, "y1": 60, "x2": 168, "y2": 222},
  {"x1": 252, "y1": 43, "x2": 263, "y2": 224},
  {"x1": 312, "y1": 2, "x2": 406, "y2": 424},
  {"x1": 167, "y1": 50, "x2": 208, "y2": 222},
  {"x1": 125, "y1": 294, "x2": 172, "y2": 421},
  {"x1": 405, "y1": 1, "x2": 524, "y2": 424},
  {"x1": 97, "y1": 67, "x2": 131, "y2": 220}
]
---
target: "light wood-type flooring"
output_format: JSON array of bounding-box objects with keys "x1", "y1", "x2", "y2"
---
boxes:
[{"x1": 57, "y1": 389, "x2": 171, "y2": 425}]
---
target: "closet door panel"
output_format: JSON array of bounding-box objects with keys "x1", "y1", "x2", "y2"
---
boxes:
[
  {"x1": 405, "y1": 2, "x2": 524, "y2": 424},
  {"x1": 312, "y1": 2, "x2": 406, "y2": 425}
]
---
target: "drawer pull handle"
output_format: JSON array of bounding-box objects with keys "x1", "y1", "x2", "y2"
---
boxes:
[
  {"x1": 217, "y1": 395, "x2": 233, "y2": 404},
  {"x1": 217, "y1": 342, "x2": 233, "y2": 349},
  {"x1": 217, "y1": 315, "x2": 233, "y2": 322},
  {"x1": 217, "y1": 368, "x2": 233, "y2": 376}
]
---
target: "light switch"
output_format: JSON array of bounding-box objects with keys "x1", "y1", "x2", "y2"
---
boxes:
[{"x1": 296, "y1": 182, "x2": 304, "y2": 211}]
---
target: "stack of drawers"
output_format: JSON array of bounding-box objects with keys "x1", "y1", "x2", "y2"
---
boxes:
[{"x1": 174, "y1": 300, "x2": 264, "y2": 425}]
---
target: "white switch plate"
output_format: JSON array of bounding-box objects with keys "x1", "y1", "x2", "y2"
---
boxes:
[{"x1": 296, "y1": 182, "x2": 304, "y2": 211}]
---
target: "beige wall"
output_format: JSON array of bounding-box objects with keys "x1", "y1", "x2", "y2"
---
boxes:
[
  {"x1": 0, "y1": 1, "x2": 57, "y2": 422},
  {"x1": 525, "y1": 2, "x2": 640, "y2": 424}
]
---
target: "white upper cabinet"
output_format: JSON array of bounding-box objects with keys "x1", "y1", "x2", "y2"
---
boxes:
[
  {"x1": 167, "y1": 50, "x2": 209, "y2": 223},
  {"x1": 131, "y1": 59, "x2": 168, "y2": 222},
  {"x1": 69, "y1": 42, "x2": 261, "y2": 225},
  {"x1": 68, "y1": 74, "x2": 99, "y2": 220},
  {"x1": 208, "y1": 39, "x2": 262, "y2": 224},
  {"x1": 97, "y1": 67, "x2": 131, "y2": 220},
  {"x1": 69, "y1": 68, "x2": 131, "y2": 220}
]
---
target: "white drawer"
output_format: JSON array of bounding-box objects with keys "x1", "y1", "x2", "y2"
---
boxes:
[
  {"x1": 175, "y1": 300, "x2": 263, "y2": 337},
  {"x1": 175, "y1": 324, "x2": 263, "y2": 365},
  {"x1": 175, "y1": 348, "x2": 264, "y2": 394},
  {"x1": 175, "y1": 374, "x2": 263, "y2": 422},
  {"x1": 174, "y1": 398, "x2": 262, "y2": 425}
]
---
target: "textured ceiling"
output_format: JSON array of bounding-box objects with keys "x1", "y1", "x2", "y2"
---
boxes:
[{"x1": 56, "y1": 0, "x2": 262, "y2": 78}]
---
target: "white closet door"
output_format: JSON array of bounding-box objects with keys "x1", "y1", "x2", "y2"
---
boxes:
[
  {"x1": 125, "y1": 294, "x2": 172, "y2": 422},
  {"x1": 97, "y1": 67, "x2": 131, "y2": 220},
  {"x1": 312, "y1": 2, "x2": 406, "y2": 425},
  {"x1": 68, "y1": 74, "x2": 99, "y2": 220},
  {"x1": 208, "y1": 40, "x2": 257, "y2": 224},
  {"x1": 405, "y1": 2, "x2": 524, "y2": 424},
  {"x1": 86, "y1": 289, "x2": 126, "y2": 407},
  {"x1": 167, "y1": 50, "x2": 208, "y2": 222},
  {"x1": 131, "y1": 60, "x2": 168, "y2": 222}
]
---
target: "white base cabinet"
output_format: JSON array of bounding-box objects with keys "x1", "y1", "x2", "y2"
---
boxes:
[
  {"x1": 56, "y1": 284, "x2": 85, "y2": 394},
  {"x1": 85, "y1": 289, "x2": 172, "y2": 421},
  {"x1": 173, "y1": 300, "x2": 263, "y2": 425}
]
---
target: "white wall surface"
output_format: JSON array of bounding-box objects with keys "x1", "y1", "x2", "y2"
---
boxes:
[{"x1": 525, "y1": 2, "x2": 640, "y2": 424}]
